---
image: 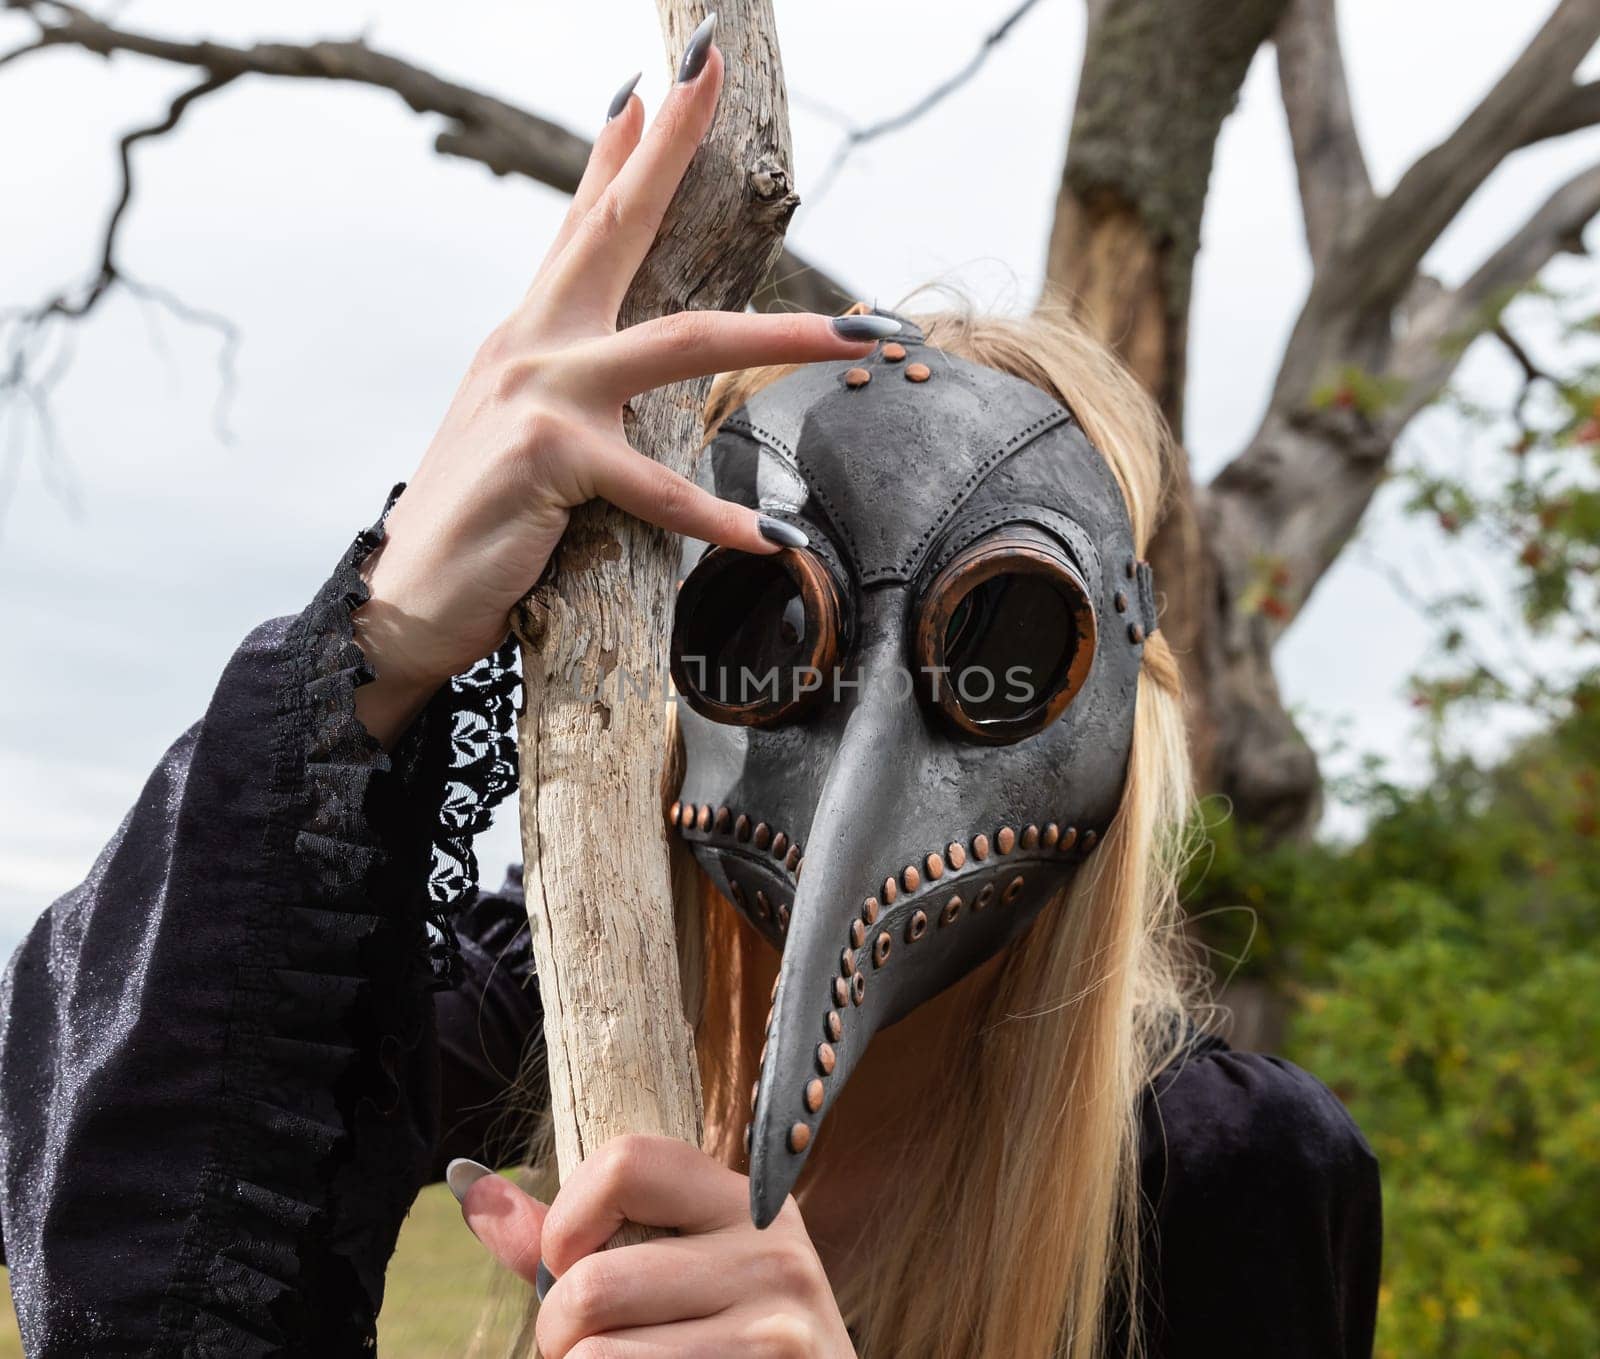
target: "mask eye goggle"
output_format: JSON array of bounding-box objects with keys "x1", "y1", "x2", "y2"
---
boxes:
[
  {"x1": 670, "y1": 544, "x2": 846, "y2": 727},
  {"x1": 913, "y1": 526, "x2": 1097, "y2": 745}
]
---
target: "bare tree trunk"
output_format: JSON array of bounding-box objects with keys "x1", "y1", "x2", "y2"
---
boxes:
[
  {"x1": 510, "y1": 0, "x2": 797, "y2": 1243},
  {"x1": 1043, "y1": 0, "x2": 1296, "y2": 823}
]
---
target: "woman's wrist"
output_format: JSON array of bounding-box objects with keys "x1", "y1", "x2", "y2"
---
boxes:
[{"x1": 351, "y1": 559, "x2": 447, "y2": 750}]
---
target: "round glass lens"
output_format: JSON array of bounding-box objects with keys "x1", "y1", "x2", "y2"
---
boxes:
[
  {"x1": 941, "y1": 573, "x2": 1081, "y2": 726},
  {"x1": 676, "y1": 556, "x2": 815, "y2": 712}
]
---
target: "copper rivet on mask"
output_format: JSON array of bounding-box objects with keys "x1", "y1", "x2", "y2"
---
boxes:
[
  {"x1": 863, "y1": 897, "x2": 880, "y2": 924},
  {"x1": 1043, "y1": 823, "x2": 1059, "y2": 849},
  {"x1": 906, "y1": 362, "x2": 931, "y2": 383},
  {"x1": 997, "y1": 826, "x2": 1016, "y2": 854},
  {"x1": 755, "y1": 890, "x2": 771, "y2": 919},
  {"x1": 1128, "y1": 623, "x2": 1145, "y2": 644},
  {"x1": 731, "y1": 881, "x2": 747, "y2": 909},
  {"x1": 669, "y1": 801, "x2": 681, "y2": 825},
  {"x1": 744, "y1": 1122, "x2": 752, "y2": 1156},
  {"x1": 1083, "y1": 829, "x2": 1099, "y2": 851},
  {"x1": 883, "y1": 877, "x2": 899, "y2": 905},
  {"x1": 850, "y1": 918, "x2": 866, "y2": 948},
  {"x1": 1114, "y1": 592, "x2": 1128, "y2": 613},
  {"x1": 751, "y1": 1079, "x2": 760, "y2": 1110},
  {"x1": 777, "y1": 902, "x2": 790, "y2": 930},
  {"x1": 806, "y1": 1078, "x2": 825, "y2": 1113},
  {"x1": 975, "y1": 883, "x2": 996, "y2": 911},
  {"x1": 941, "y1": 895, "x2": 962, "y2": 925},
  {"x1": 754, "y1": 822, "x2": 772, "y2": 850},
  {"x1": 907, "y1": 909, "x2": 929, "y2": 942},
  {"x1": 1021, "y1": 824, "x2": 1040, "y2": 851},
  {"x1": 826, "y1": 1010, "x2": 843, "y2": 1042},
  {"x1": 772, "y1": 832, "x2": 788, "y2": 859},
  {"x1": 697, "y1": 804, "x2": 712, "y2": 831},
  {"x1": 735, "y1": 814, "x2": 752, "y2": 841},
  {"x1": 789, "y1": 1122, "x2": 812, "y2": 1153},
  {"x1": 1004, "y1": 875, "x2": 1025, "y2": 905},
  {"x1": 926, "y1": 852, "x2": 945, "y2": 881},
  {"x1": 832, "y1": 977, "x2": 849, "y2": 1006},
  {"x1": 680, "y1": 802, "x2": 696, "y2": 829},
  {"x1": 852, "y1": 973, "x2": 866, "y2": 1005},
  {"x1": 1059, "y1": 826, "x2": 1078, "y2": 852},
  {"x1": 714, "y1": 805, "x2": 732, "y2": 833},
  {"x1": 973, "y1": 833, "x2": 990, "y2": 861},
  {"x1": 840, "y1": 947, "x2": 856, "y2": 977},
  {"x1": 844, "y1": 366, "x2": 872, "y2": 388},
  {"x1": 882, "y1": 342, "x2": 906, "y2": 362},
  {"x1": 903, "y1": 865, "x2": 921, "y2": 893},
  {"x1": 817, "y1": 1042, "x2": 836, "y2": 1075},
  {"x1": 786, "y1": 845, "x2": 802, "y2": 871},
  {"x1": 947, "y1": 841, "x2": 967, "y2": 870},
  {"x1": 874, "y1": 932, "x2": 892, "y2": 967},
  {"x1": 1126, "y1": 558, "x2": 1137, "y2": 579}
]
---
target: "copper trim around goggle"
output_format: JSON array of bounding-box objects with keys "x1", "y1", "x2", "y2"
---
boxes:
[
  {"x1": 670, "y1": 545, "x2": 845, "y2": 727},
  {"x1": 914, "y1": 528, "x2": 1098, "y2": 744}
]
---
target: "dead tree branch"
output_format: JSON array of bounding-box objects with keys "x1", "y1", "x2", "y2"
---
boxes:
[
  {"x1": 1273, "y1": 0, "x2": 1372, "y2": 264},
  {"x1": 1328, "y1": 0, "x2": 1600, "y2": 318},
  {"x1": 0, "y1": 1, "x2": 848, "y2": 315},
  {"x1": 799, "y1": 0, "x2": 1047, "y2": 210},
  {"x1": 1525, "y1": 79, "x2": 1600, "y2": 145}
]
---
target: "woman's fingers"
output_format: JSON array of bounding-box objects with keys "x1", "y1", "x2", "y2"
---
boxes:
[
  {"x1": 538, "y1": 30, "x2": 724, "y2": 319},
  {"x1": 535, "y1": 1236, "x2": 741, "y2": 1358},
  {"x1": 539, "y1": 1135, "x2": 749, "y2": 1276},
  {"x1": 572, "y1": 311, "x2": 898, "y2": 401},
  {"x1": 531, "y1": 81, "x2": 645, "y2": 294},
  {"x1": 586, "y1": 438, "x2": 801, "y2": 557},
  {"x1": 456, "y1": 1166, "x2": 550, "y2": 1286}
]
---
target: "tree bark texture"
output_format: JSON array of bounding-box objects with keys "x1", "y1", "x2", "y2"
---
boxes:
[
  {"x1": 1045, "y1": 0, "x2": 1600, "y2": 838},
  {"x1": 510, "y1": 1, "x2": 797, "y2": 1230}
]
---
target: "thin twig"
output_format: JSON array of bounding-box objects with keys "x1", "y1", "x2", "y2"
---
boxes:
[{"x1": 799, "y1": 0, "x2": 1047, "y2": 212}]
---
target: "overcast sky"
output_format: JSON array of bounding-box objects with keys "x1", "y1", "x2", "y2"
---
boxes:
[{"x1": 2, "y1": 0, "x2": 1598, "y2": 954}]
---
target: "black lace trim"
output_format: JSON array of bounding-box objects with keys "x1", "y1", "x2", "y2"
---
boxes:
[
  {"x1": 422, "y1": 637, "x2": 522, "y2": 978},
  {"x1": 358, "y1": 484, "x2": 523, "y2": 987}
]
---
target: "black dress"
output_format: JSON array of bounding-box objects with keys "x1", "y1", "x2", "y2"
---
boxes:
[{"x1": 0, "y1": 499, "x2": 1381, "y2": 1357}]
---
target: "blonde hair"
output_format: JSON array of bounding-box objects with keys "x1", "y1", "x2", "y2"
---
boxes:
[{"x1": 504, "y1": 301, "x2": 1198, "y2": 1358}]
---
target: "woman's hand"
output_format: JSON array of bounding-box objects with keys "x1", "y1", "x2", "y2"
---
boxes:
[
  {"x1": 449, "y1": 1135, "x2": 854, "y2": 1358},
  {"x1": 352, "y1": 20, "x2": 895, "y2": 746}
]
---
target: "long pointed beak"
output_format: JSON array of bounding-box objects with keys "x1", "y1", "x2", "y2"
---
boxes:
[{"x1": 746, "y1": 655, "x2": 930, "y2": 1227}]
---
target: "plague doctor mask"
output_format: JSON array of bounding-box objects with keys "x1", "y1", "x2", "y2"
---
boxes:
[{"x1": 666, "y1": 314, "x2": 1159, "y2": 1227}]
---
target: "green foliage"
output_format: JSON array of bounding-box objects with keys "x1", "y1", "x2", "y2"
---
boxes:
[{"x1": 1188, "y1": 690, "x2": 1600, "y2": 1358}]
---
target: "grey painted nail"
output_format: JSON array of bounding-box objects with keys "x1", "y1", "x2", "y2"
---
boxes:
[
  {"x1": 536, "y1": 1258, "x2": 557, "y2": 1302},
  {"x1": 446, "y1": 1157, "x2": 493, "y2": 1203},
  {"x1": 677, "y1": 12, "x2": 718, "y2": 83},
  {"x1": 606, "y1": 71, "x2": 642, "y2": 122},
  {"x1": 831, "y1": 314, "x2": 902, "y2": 341},
  {"x1": 758, "y1": 516, "x2": 808, "y2": 550}
]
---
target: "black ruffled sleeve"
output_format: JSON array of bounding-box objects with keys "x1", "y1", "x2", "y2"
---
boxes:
[
  {"x1": 1134, "y1": 1038, "x2": 1383, "y2": 1358},
  {"x1": 0, "y1": 488, "x2": 520, "y2": 1356}
]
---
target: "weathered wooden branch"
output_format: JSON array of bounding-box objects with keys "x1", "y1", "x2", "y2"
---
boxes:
[
  {"x1": 1388, "y1": 157, "x2": 1600, "y2": 426},
  {"x1": 510, "y1": 1, "x2": 795, "y2": 1242},
  {"x1": 1273, "y1": 0, "x2": 1372, "y2": 265},
  {"x1": 1312, "y1": 0, "x2": 1600, "y2": 323},
  {"x1": 1526, "y1": 79, "x2": 1600, "y2": 145}
]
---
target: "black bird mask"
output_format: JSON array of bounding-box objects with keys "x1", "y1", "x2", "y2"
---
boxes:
[{"x1": 667, "y1": 314, "x2": 1158, "y2": 1226}]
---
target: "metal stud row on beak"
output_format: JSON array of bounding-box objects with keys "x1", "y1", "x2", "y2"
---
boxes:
[{"x1": 729, "y1": 810, "x2": 1108, "y2": 1162}]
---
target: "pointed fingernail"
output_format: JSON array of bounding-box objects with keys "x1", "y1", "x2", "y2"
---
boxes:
[
  {"x1": 536, "y1": 1258, "x2": 557, "y2": 1302},
  {"x1": 606, "y1": 71, "x2": 642, "y2": 122},
  {"x1": 831, "y1": 314, "x2": 902, "y2": 341},
  {"x1": 446, "y1": 1157, "x2": 493, "y2": 1203},
  {"x1": 677, "y1": 12, "x2": 717, "y2": 83},
  {"x1": 758, "y1": 515, "x2": 808, "y2": 550}
]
